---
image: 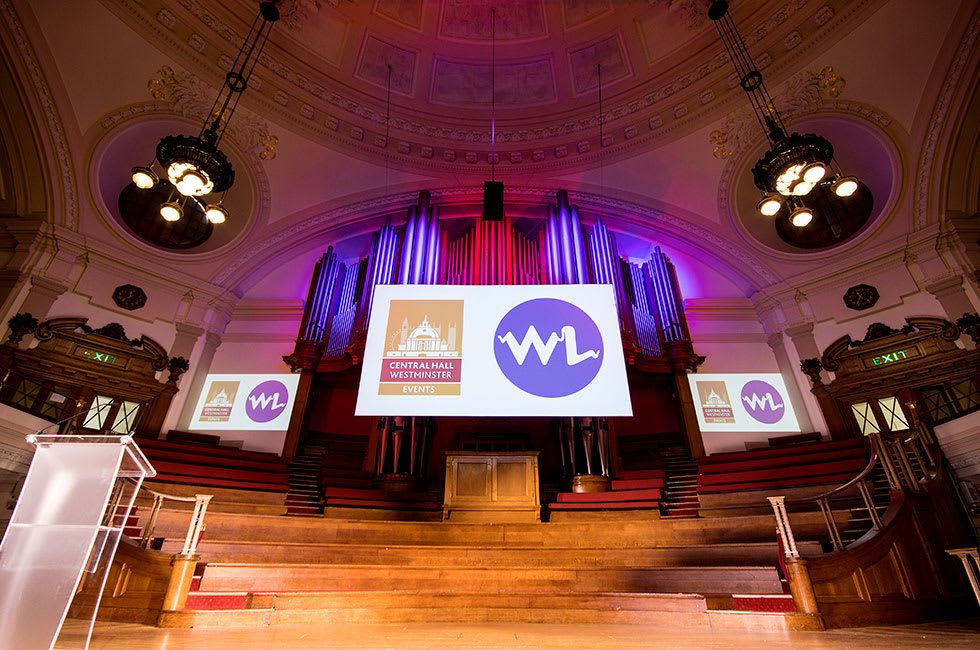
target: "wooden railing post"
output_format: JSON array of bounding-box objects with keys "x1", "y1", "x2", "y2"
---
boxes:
[
  {"x1": 946, "y1": 548, "x2": 980, "y2": 607},
  {"x1": 768, "y1": 496, "x2": 819, "y2": 615},
  {"x1": 138, "y1": 488, "x2": 213, "y2": 611},
  {"x1": 162, "y1": 554, "x2": 198, "y2": 611}
]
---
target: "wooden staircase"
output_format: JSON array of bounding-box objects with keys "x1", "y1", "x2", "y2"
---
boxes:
[{"x1": 149, "y1": 509, "x2": 836, "y2": 630}]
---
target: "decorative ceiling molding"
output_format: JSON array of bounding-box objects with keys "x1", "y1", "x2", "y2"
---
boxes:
[
  {"x1": 211, "y1": 185, "x2": 778, "y2": 294},
  {"x1": 147, "y1": 66, "x2": 279, "y2": 161},
  {"x1": 0, "y1": 0, "x2": 78, "y2": 229},
  {"x1": 913, "y1": 4, "x2": 980, "y2": 230},
  {"x1": 709, "y1": 66, "x2": 847, "y2": 160},
  {"x1": 102, "y1": 0, "x2": 886, "y2": 176},
  {"x1": 648, "y1": 0, "x2": 710, "y2": 30},
  {"x1": 278, "y1": 0, "x2": 325, "y2": 31}
]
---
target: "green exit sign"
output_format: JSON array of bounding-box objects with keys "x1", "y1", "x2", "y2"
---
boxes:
[
  {"x1": 80, "y1": 349, "x2": 122, "y2": 366},
  {"x1": 870, "y1": 349, "x2": 910, "y2": 366}
]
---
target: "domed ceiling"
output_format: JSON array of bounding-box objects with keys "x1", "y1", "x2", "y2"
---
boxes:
[{"x1": 105, "y1": 0, "x2": 878, "y2": 176}]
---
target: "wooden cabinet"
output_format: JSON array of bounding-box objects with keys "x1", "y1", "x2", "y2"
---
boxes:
[{"x1": 443, "y1": 451, "x2": 540, "y2": 522}]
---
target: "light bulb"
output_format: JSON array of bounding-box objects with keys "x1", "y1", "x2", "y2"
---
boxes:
[
  {"x1": 790, "y1": 207, "x2": 813, "y2": 228},
  {"x1": 775, "y1": 163, "x2": 805, "y2": 196},
  {"x1": 176, "y1": 169, "x2": 206, "y2": 196},
  {"x1": 757, "y1": 196, "x2": 782, "y2": 217},
  {"x1": 160, "y1": 201, "x2": 182, "y2": 222},
  {"x1": 834, "y1": 176, "x2": 858, "y2": 197},
  {"x1": 131, "y1": 166, "x2": 156, "y2": 189},
  {"x1": 801, "y1": 162, "x2": 827, "y2": 184},
  {"x1": 205, "y1": 204, "x2": 228, "y2": 224},
  {"x1": 791, "y1": 180, "x2": 815, "y2": 196}
]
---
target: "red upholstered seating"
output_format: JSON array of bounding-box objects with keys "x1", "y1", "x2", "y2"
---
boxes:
[
  {"x1": 136, "y1": 436, "x2": 289, "y2": 492},
  {"x1": 696, "y1": 438, "x2": 868, "y2": 495},
  {"x1": 549, "y1": 468, "x2": 664, "y2": 512}
]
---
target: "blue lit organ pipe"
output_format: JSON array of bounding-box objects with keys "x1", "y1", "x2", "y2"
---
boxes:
[
  {"x1": 545, "y1": 190, "x2": 589, "y2": 284},
  {"x1": 588, "y1": 216, "x2": 631, "y2": 323},
  {"x1": 327, "y1": 258, "x2": 367, "y2": 355},
  {"x1": 569, "y1": 205, "x2": 588, "y2": 284},
  {"x1": 648, "y1": 246, "x2": 689, "y2": 342},
  {"x1": 299, "y1": 247, "x2": 341, "y2": 342},
  {"x1": 360, "y1": 218, "x2": 399, "y2": 324},
  {"x1": 545, "y1": 207, "x2": 561, "y2": 283},
  {"x1": 557, "y1": 192, "x2": 577, "y2": 283},
  {"x1": 397, "y1": 191, "x2": 440, "y2": 285}
]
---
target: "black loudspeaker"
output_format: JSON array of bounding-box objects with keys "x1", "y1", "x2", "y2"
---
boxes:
[{"x1": 483, "y1": 181, "x2": 504, "y2": 221}]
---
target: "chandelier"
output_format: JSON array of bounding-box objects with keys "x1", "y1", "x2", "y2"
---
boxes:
[
  {"x1": 709, "y1": 0, "x2": 859, "y2": 228},
  {"x1": 130, "y1": 1, "x2": 280, "y2": 225}
]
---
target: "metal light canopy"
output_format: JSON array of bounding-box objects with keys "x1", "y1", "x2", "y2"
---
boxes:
[
  {"x1": 129, "y1": 1, "x2": 279, "y2": 226},
  {"x1": 709, "y1": 0, "x2": 859, "y2": 228}
]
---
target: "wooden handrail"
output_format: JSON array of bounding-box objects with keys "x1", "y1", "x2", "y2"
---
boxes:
[
  {"x1": 138, "y1": 485, "x2": 213, "y2": 556},
  {"x1": 788, "y1": 435, "x2": 881, "y2": 504}
]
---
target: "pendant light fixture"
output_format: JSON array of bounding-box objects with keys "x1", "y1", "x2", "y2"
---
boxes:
[
  {"x1": 709, "y1": 0, "x2": 860, "y2": 227},
  {"x1": 483, "y1": 7, "x2": 504, "y2": 221},
  {"x1": 129, "y1": 1, "x2": 280, "y2": 225}
]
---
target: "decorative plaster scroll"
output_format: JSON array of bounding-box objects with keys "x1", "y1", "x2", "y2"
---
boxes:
[
  {"x1": 0, "y1": 0, "x2": 78, "y2": 229},
  {"x1": 211, "y1": 186, "x2": 779, "y2": 290},
  {"x1": 147, "y1": 66, "x2": 279, "y2": 161},
  {"x1": 913, "y1": 6, "x2": 980, "y2": 229},
  {"x1": 709, "y1": 66, "x2": 846, "y2": 160},
  {"x1": 648, "y1": 0, "x2": 709, "y2": 30},
  {"x1": 278, "y1": 0, "x2": 324, "y2": 30}
]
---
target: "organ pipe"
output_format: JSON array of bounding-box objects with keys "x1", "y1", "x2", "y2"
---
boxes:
[
  {"x1": 298, "y1": 247, "x2": 341, "y2": 342},
  {"x1": 648, "y1": 246, "x2": 690, "y2": 342},
  {"x1": 545, "y1": 190, "x2": 589, "y2": 284}
]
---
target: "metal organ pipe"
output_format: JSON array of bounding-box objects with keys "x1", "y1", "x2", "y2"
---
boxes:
[
  {"x1": 300, "y1": 247, "x2": 341, "y2": 342},
  {"x1": 570, "y1": 206, "x2": 588, "y2": 283},
  {"x1": 649, "y1": 246, "x2": 687, "y2": 342}
]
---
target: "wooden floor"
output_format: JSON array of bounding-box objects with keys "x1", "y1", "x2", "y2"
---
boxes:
[{"x1": 66, "y1": 619, "x2": 980, "y2": 649}]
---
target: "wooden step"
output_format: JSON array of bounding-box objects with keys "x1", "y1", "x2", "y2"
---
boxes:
[
  {"x1": 175, "y1": 539, "x2": 820, "y2": 566},
  {"x1": 149, "y1": 509, "x2": 840, "y2": 549},
  {"x1": 198, "y1": 563, "x2": 784, "y2": 594}
]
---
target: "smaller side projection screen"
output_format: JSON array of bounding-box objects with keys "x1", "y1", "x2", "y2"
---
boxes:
[
  {"x1": 688, "y1": 373, "x2": 801, "y2": 433},
  {"x1": 189, "y1": 374, "x2": 300, "y2": 431},
  {"x1": 355, "y1": 284, "x2": 632, "y2": 417}
]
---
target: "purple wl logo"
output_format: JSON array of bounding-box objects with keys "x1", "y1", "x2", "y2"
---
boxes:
[
  {"x1": 493, "y1": 298, "x2": 603, "y2": 398},
  {"x1": 740, "y1": 379, "x2": 785, "y2": 425},
  {"x1": 245, "y1": 380, "x2": 289, "y2": 423}
]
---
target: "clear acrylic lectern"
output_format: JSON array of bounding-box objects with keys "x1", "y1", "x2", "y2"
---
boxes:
[{"x1": 0, "y1": 435, "x2": 155, "y2": 649}]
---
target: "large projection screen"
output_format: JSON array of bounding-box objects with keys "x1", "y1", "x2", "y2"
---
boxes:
[
  {"x1": 688, "y1": 373, "x2": 801, "y2": 433},
  {"x1": 189, "y1": 373, "x2": 300, "y2": 431},
  {"x1": 355, "y1": 284, "x2": 632, "y2": 416}
]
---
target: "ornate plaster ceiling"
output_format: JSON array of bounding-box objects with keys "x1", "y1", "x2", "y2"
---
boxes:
[{"x1": 103, "y1": 0, "x2": 883, "y2": 176}]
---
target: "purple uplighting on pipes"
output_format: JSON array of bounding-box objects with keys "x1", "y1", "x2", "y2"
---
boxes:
[
  {"x1": 398, "y1": 206, "x2": 417, "y2": 285},
  {"x1": 425, "y1": 207, "x2": 440, "y2": 284},
  {"x1": 411, "y1": 207, "x2": 428, "y2": 284},
  {"x1": 569, "y1": 206, "x2": 587, "y2": 284}
]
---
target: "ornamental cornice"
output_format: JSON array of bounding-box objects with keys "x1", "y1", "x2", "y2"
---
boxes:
[
  {"x1": 211, "y1": 184, "x2": 779, "y2": 292},
  {"x1": 100, "y1": 0, "x2": 885, "y2": 176},
  {"x1": 0, "y1": 0, "x2": 78, "y2": 229},
  {"x1": 912, "y1": 4, "x2": 980, "y2": 230}
]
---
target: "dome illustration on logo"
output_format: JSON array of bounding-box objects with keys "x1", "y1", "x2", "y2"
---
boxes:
[{"x1": 493, "y1": 298, "x2": 603, "y2": 398}]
